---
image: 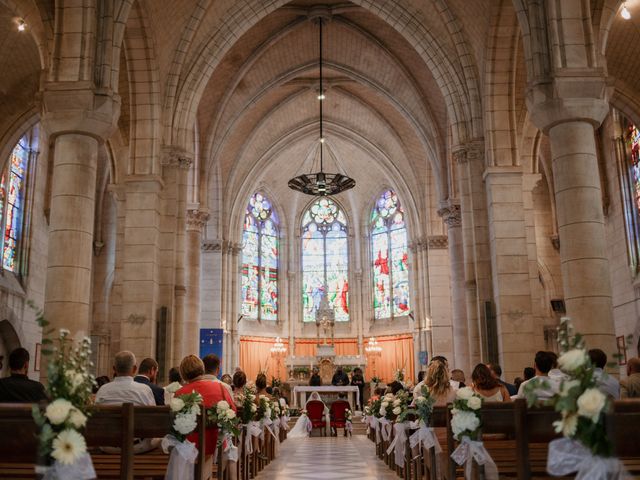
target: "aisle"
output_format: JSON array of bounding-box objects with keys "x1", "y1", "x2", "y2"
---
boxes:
[{"x1": 257, "y1": 435, "x2": 398, "y2": 479}]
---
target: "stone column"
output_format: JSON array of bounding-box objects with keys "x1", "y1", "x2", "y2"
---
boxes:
[
  {"x1": 529, "y1": 90, "x2": 616, "y2": 353},
  {"x1": 41, "y1": 87, "x2": 118, "y2": 347},
  {"x1": 439, "y1": 201, "x2": 469, "y2": 372},
  {"x1": 185, "y1": 210, "x2": 209, "y2": 356}
]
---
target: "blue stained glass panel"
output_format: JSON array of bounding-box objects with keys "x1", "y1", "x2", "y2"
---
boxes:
[{"x1": 3, "y1": 136, "x2": 29, "y2": 272}]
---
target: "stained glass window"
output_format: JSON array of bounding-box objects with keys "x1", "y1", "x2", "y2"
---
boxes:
[
  {"x1": 1, "y1": 136, "x2": 30, "y2": 272},
  {"x1": 241, "y1": 193, "x2": 278, "y2": 320},
  {"x1": 302, "y1": 198, "x2": 349, "y2": 322},
  {"x1": 371, "y1": 190, "x2": 410, "y2": 319}
]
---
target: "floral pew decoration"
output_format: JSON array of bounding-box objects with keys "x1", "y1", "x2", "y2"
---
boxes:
[
  {"x1": 524, "y1": 317, "x2": 629, "y2": 479},
  {"x1": 449, "y1": 387, "x2": 498, "y2": 480},
  {"x1": 385, "y1": 390, "x2": 413, "y2": 467},
  {"x1": 32, "y1": 327, "x2": 97, "y2": 480},
  {"x1": 163, "y1": 388, "x2": 203, "y2": 480},
  {"x1": 237, "y1": 386, "x2": 261, "y2": 455},
  {"x1": 377, "y1": 392, "x2": 396, "y2": 444},
  {"x1": 407, "y1": 386, "x2": 442, "y2": 475},
  {"x1": 345, "y1": 409, "x2": 353, "y2": 436},
  {"x1": 206, "y1": 400, "x2": 240, "y2": 463}
]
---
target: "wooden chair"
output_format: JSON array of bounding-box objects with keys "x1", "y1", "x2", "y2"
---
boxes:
[
  {"x1": 306, "y1": 400, "x2": 326, "y2": 436},
  {"x1": 329, "y1": 399, "x2": 350, "y2": 436}
]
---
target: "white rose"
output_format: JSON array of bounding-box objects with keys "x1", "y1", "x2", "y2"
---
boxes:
[
  {"x1": 456, "y1": 387, "x2": 474, "y2": 400},
  {"x1": 577, "y1": 388, "x2": 607, "y2": 423},
  {"x1": 381, "y1": 401, "x2": 389, "y2": 408},
  {"x1": 558, "y1": 349, "x2": 588, "y2": 372},
  {"x1": 553, "y1": 413, "x2": 578, "y2": 437},
  {"x1": 467, "y1": 396, "x2": 482, "y2": 411},
  {"x1": 379, "y1": 406, "x2": 387, "y2": 417},
  {"x1": 217, "y1": 400, "x2": 230, "y2": 412},
  {"x1": 450, "y1": 410, "x2": 480, "y2": 439},
  {"x1": 251, "y1": 404, "x2": 257, "y2": 412},
  {"x1": 384, "y1": 393, "x2": 394, "y2": 400},
  {"x1": 226, "y1": 409, "x2": 236, "y2": 420},
  {"x1": 46, "y1": 399, "x2": 73, "y2": 425},
  {"x1": 265, "y1": 408, "x2": 272, "y2": 419},
  {"x1": 559, "y1": 379, "x2": 581, "y2": 397},
  {"x1": 165, "y1": 382, "x2": 182, "y2": 394},
  {"x1": 173, "y1": 413, "x2": 198, "y2": 435},
  {"x1": 170, "y1": 397, "x2": 185, "y2": 412},
  {"x1": 392, "y1": 407, "x2": 402, "y2": 415},
  {"x1": 68, "y1": 409, "x2": 87, "y2": 428},
  {"x1": 393, "y1": 399, "x2": 401, "y2": 407}
]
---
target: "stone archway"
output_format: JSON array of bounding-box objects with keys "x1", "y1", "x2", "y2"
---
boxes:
[{"x1": 0, "y1": 319, "x2": 21, "y2": 375}]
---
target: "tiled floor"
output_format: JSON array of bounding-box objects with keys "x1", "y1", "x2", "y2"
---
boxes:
[{"x1": 256, "y1": 435, "x2": 399, "y2": 479}]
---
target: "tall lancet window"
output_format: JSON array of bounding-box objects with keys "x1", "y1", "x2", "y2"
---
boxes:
[
  {"x1": 1, "y1": 131, "x2": 35, "y2": 273},
  {"x1": 371, "y1": 190, "x2": 410, "y2": 319},
  {"x1": 302, "y1": 197, "x2": 349, "y2": 322},
  {"x1": 241, "y1": 193, "x2": 278, "y2": 321}
]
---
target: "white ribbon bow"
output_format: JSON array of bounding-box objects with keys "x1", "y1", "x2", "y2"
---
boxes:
[
  {"x1": 35, "y1": 452, "x2": 96, "y2": 480},
  {"x1": 222, "y1": 432, "x2": 238, "y2": 463},
  {"x1": 386, "y1": 422, "x2": 408, "y2": 467},
  {"x1": 245, "y1": 421, "x2": 262, "y2": 455},
  {"x1": 379, "y1": 418, "x2": 392, "y2": 442},
  {"x1": 346, "y1": 420, "x2": 353, "y2": 433},
  {"x1": 546, "y1": 438, "x2": 630, "y2": 480},
  {"x1": 369, "y1": 417, "x2": 381, "y2": 444},
  {"x1": 161, "y1": 435, "x2": 199, "y2": 480},
  {"x1": 450, "y1": 436, "x2": 498, "y2": 480},
  {"x1": 409, "y1": 421, "x2": 442, "y2": 454},
  {"x1": 280, "y1": 415, "x2": 290, "y2": 431}
]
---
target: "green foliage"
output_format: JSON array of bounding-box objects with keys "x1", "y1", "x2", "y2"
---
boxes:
[{"x1": 237, "y1": 386, "x2": 257, "y2": 424}]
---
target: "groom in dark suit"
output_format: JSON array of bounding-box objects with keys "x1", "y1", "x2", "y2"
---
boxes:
[{"x1": 134, "y1": 357, "x2": 165, "y2": 405}]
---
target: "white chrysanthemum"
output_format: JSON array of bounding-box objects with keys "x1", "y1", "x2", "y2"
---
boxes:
[
  {"x1": 170, "y1": 397, "x2": 185, "y2": 412},
  {"x1": 165, "y1": 382, "x2": 182, "y2": 394},
  {"x1": 51, "y1": 429, "x2": 87, "y2": 465},
  {"x1": 392, "y1": 407, "x2": 402, "y2": 415},
  {"x1": 415, "y1": 396, "x2": 426, "y2": 405},
  {"x1": 46, "y1": 399, "x2": 73, "y2": 425},
  {"x1": 217, "y1": 400, "x2": 230, "y2": 412},
  {"x1": 384, "y1": 393, "x2": 394, "y2": 400},
  {"x1": 190, "y1": 404, "x2": 200, "y2": 416},
  {"x1": 265, "y1": 408, "x2": 272, "y2": 419},
  {"x1": 381, "y1": 401, "x2": 389, "y2": 409},
  {"x1": 68, "y1": 409, "x2": 87, "y2": 429},
  {"x1": 450, "y1": 410, "x2": 480, "y2": 438},
  {"x1": 174, "y1": 413, "x2": 198, "y2": 435},
  {"x1": 553, "y1": 413, "x2": 578, "y2": 437},
  {"x1": 577, "y1": 388, "x2": 607, "y2": 423},
  {"x1": 558, "y1": 349, "x2": 588, "y2": 372},
  {"x1": 456, "y1": 387, "x2": 474, "y2": 400},
  {"x1": 467, "y1": 396, "x2": 482, "y2": 411}
]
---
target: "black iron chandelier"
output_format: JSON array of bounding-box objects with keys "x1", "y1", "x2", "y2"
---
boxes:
[{"x1": 288, "y1": 18, "x2": 355, "y2": 196}]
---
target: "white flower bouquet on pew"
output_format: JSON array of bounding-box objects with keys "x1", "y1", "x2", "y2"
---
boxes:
[
  {"x1": 30, "y1": 312, "x2": 97, "y2": 480},
  {"x1": 524, "y1": 317, "x2": 628, "y2": 479},
  {"x1": 206, "y1": 400, "x2": 240, "y2": 462},
  {"x1": 384, "y1": 390, "x2": 414, "y2": 467},
  {"x1": 449, "y1": 387, "x2": 498, "y2": 480},
  {"x1": 163, "y1": 391, "x2": 203, "y2": 480}
]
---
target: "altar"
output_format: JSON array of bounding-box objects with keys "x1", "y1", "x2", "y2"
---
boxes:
[{"x1": 292, "y1": 385, "x2": 361, "y2": 410}]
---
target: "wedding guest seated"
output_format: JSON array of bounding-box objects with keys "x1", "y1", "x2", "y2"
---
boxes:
[
  {"x1": 513, "y1": 376, "x2": 524, "y2": 393},
  {"x1": 386, "y1": 381, "x2": 404, "y2": 395},
  {"x1": 309, "y1": 367, "x2": 322, "y2": 386},
  {"x1": 164, "y1": 366, "x2": 182, "y2": 404},
  {"x1": 331, "y1": 367, "x2": 349, "y2": 386},
  {"x1": 417, "y1": 359, "x2": 456, "y2": 405},
  {"x1": 450, "y1": 369, "x2": 466, "y2": 388},
  {"x1": 0, "y1": 347, "x2": 46, "y2": 403},
  {"x1": 514, "y1": 351, "x2": 557, "y2": 400},
  {"x1": 91, "y1": 375, "x2": 110, "y2": 403},
  {"x1": 202, "y1": 354, "x2": 233, "y2": 396},
  {"x1": 232, "y1": 370, "x2": 247, "y2": 407},
  {"x1": 430, "y1": 355, "x2": 462, "y2": 390},
  {"x1": 95, "y1": 351, "x2": 157, "y2": 453},
  {"x1": 221, "y1": 373, "x2": 233, "y2": 386},
  {"x1": 487, "y1": 363, "x2": 517, "y2": 396},
  {"x1": 175, "y1": 355, "x2": 237, "y2": 461},
  {"x1": 256, "y1": 373, "x2": 271, "y2": 398},
  {"x1": 622, "y1": 357, "x2": 640, "y2": 398},
  {"x1": 134, "y1": 357, "x2": 165, "y2": 406},
  {"x1": 471, "y1": 364, "x2": 511, "y2": 402},
  {"x1": 412, "y1": 370, "x2": 427, "y2": 398},
  {"x1": 589, "y1": 348, "x2": 620, "y2": 399}
]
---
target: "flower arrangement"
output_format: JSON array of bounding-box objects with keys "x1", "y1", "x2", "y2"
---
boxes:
[
  {"x1": 449, "y1": 387, "x2": 483, "y2": 441},
  {"x1": 367, "y1": 396, "x2": 383, "y2": 418},
  {"x1": 169, "y1": 392, "x2": 203, "y2": 440},
  {"x1": 393, "y1": 368, "x2": 405, "y2": 383},
  {"x1": 271, "y1": 400, "x2": 280, "y2": 422},
  {"x1": 525, "y1": 317, "x2": 612, "y2": 456},
  {"x1": 378, "y1": 392, "x2": 395, "y2": 420},
  {"x1": 270, "y1": 377, "x2": 282, "y2": 388},
  {"x1": 345, "y1": 409, "x2": 353, "y2": 422},
  {"x1": 206, "y1": 400, "x2": 240, "y2": 445},
  {"x1": 412, "y1": 385, "x2": 436, "y2": 425},
  {"x1": 31, "y1": 328, "x2": 96, "y2": 468},
  {"x1": 237, "y1": 385, "x2": 258, "y2": 424},
  {"x1": 255, "y1": 395, "x2": 272, "y2": 422},
  {"x1": 371, "y1": 376, "x2": 382, "y2": 386}
]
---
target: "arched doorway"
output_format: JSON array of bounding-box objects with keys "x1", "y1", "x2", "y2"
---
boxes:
[{"x1": 0, "y1": 319, "x2": 21, "y2": 376}]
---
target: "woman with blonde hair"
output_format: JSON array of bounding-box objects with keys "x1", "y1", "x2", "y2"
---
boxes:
[{"x1": 419, "y1": 360, "x2": 457, "y2": 405}]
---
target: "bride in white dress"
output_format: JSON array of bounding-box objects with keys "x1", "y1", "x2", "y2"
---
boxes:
[{"x1": 288, "y1": 391, "x2": 329, "y2": 438}]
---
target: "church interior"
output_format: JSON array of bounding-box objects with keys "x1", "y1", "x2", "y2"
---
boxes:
[{"x1": 1, "y1": 0, "x2": 640, "y2": 478}]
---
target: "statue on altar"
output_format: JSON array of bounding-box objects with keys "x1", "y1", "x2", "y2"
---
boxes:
[{"x1": 315, "y1": 292, "x2": 335, "y2": 346}]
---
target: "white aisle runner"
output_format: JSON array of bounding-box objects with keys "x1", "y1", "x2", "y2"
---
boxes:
[{"x1": 256, "y1": 436, "x2": 398, "y2": 479}]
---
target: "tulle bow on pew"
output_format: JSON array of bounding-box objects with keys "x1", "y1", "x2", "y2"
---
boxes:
[
  {"x1": 244, "y1": 421, "x2": 262, "y2": 455},
  {"x1": 378, "y1": 417, "x2": 392, "y2": 442},
  {"x1": 450, "y1": 436, "x2": 498, "y2": 480},
  {"x1": 547, "y1": 438, "x2": 631, "y2": 480},
  {"x1": 280, "y1": 415, "x2": 290, "y2": 431},
  {"x1": 222, "y1": 432, "x2": 238, "y2": 463},
  {"x1": 161, "y1": 435, "x2": 199, "y2": 480},
  {"x1": 386, "y1": 422, "x2": 409, "y2": 467},
  {"x1": 409, "y1": 420, "x2": 443, "y2": 477},
  {"x1": 35, "y1": 453, "x2": 96, "y2": 480}
]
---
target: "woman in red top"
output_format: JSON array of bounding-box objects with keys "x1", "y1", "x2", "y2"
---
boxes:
[{"x1": 175, "y1": 355, "x2": 237, "y2": 455}]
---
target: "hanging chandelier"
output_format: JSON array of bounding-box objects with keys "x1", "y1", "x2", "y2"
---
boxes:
[{"x1": 288, "y1": 18, "x2": 355, "y2": 196}]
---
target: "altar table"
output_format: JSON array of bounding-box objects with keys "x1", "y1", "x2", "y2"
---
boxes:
[{"x1": 292, "y1": 385, "x2": 361, "y2": 410}]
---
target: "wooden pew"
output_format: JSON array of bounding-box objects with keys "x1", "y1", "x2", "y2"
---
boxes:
[{"x1": 606, "y1": 400, "x2": 640, "y2": 475}]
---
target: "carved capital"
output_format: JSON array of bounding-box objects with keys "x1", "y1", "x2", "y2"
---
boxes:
[
  {"x1": 186, "y1": 209, "x2": 209, "y2": 232},
  {"x1": 427, "y1": 235, "x2": 448, "y2": 249},
  {"x1": 161, "y1": 145, "x2": 193, "y2": 169},
  {"x1": 202, "y1": 238, "x2": 223, "y2": 252},
  {"x1": 437, "y1": 201, "x2": 461, "y2": 228}
]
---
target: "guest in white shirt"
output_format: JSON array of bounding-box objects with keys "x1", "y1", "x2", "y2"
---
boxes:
[
  {"x1": 202, "y1": 354, "x2": 234, "y2": 397},
  {"x1": 589, "y1": 348, "x2": 620, "y2": 399},
  {"x1": 95, "y1": 351, "x2": 157, "y2": 453},
  {"x1": 515, "y1": 351, "x2": 558, "y2": 400}
]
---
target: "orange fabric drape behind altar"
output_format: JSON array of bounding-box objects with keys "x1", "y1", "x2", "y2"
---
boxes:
[
  {"x1": 292, "y1": 338, "x2": 359, "y2": 357},
  {"x1": 239, "y1": 336, "x2": 288, "y2": 382},
  {"x1": 365, "y1": 334, "x2": 415, "y2": 384}
]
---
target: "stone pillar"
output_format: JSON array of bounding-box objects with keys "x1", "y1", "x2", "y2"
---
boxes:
[
  {"x1": 529, "y1": 90, "x2": 616, "y2": 354},
  {"x1": 439, "y1": 201, "x2": 470, "y2": 372},
  {"x1": 185, "y1": 210, "x2": 209, "y2": 356},
  {"x1": 41, "y1": 87, "x2": 118, "y2": 349}
]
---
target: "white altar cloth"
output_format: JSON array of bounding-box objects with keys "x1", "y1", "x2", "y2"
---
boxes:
[{"x1": 292, "y1": 385, "x2": 361, "y2": 410}]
